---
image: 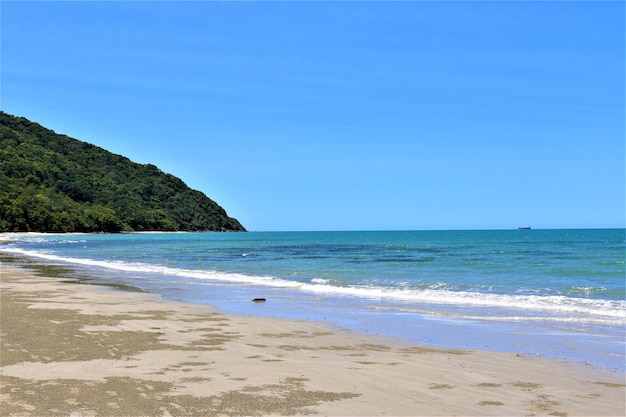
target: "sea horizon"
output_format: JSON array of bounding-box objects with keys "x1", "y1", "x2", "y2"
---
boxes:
[{"x1": 2, "y1": 226, "x2": 624, "y2": 234}]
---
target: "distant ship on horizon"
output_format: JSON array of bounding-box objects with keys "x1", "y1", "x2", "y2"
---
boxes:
[{"x1": 518, "y1": 226, "x2": 532, "y2": 230}]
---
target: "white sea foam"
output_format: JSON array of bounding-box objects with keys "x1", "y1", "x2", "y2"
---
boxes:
[{"x1": 2, "y1": 247, "x2": 625, "y2": 323}]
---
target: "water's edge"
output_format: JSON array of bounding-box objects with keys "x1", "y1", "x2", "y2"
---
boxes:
[{"x1": 2, "y1": 250, "x2": 624, "y2": 375}]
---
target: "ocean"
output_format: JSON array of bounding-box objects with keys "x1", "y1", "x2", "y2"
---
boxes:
[{"x1": 1, "y1": 229, "x2": 624, "y2": 372}]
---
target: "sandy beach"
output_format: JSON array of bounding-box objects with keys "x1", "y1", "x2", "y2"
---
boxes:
[{"x1": 1, "y1": 262, "x2": 624, "y2": 417}]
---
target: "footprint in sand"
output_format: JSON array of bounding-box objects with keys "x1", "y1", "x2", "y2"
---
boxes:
[
  {"x1": 477, "y1": 382, "x2": 502, "y2": 387},
  {"x1": 429, "y1": 383, "x2": 455, "y2": 390},
  {"x1": 479, "y1": 400, "x2": 504, "y2": 406}
]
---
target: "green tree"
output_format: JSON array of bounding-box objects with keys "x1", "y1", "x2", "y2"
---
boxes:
[{"x1": 0, "y1": 112, "x2": 246, "y2": 233}]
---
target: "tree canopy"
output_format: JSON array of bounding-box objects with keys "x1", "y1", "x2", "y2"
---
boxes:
[{"x1": 0, "y1": 112, "x2": 246, "y2": 232}]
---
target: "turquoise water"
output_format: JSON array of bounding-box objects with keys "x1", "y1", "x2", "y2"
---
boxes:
[{"x1": 2, "y1": 229, "x2": 624, "y2": 372}]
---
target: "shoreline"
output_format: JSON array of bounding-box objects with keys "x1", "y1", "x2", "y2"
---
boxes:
[
  {"x1": 1, "y1": 261, "x2": 625, "y2": 416},
  {"x1": 2, "y1": 235, "x2": 624, "y2": 375}
]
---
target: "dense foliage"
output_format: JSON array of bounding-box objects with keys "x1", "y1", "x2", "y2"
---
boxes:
[{"x1": 0, "y1": 112, "x2": 246, "y2": 232}]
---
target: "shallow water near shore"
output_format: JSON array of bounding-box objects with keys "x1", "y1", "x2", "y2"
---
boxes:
[{"x1": 1, "y1": 229, "x2": 624, "y2": 373}]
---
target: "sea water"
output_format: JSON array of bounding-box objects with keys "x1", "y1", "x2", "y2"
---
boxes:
[{"x1": 2, "y1": 229, "x2": 624, "y2": 372}]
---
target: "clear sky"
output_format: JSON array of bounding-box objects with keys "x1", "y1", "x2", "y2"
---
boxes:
[{"x1": 2, "y1": 1, "x2": 624, "y2": 231}]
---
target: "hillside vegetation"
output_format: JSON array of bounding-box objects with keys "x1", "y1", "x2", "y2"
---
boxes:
[{"x1": 0, "y1": 112, "x2": 246, "y2": 232}]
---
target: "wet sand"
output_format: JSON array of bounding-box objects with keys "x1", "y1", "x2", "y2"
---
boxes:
[{"x1": 1, "y1": 262, "x2": 624, "y2": 416}]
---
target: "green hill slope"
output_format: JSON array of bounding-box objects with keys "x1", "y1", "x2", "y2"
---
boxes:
[{"x1": 0, "y1": 112, "x2": 246, "y2": 232}]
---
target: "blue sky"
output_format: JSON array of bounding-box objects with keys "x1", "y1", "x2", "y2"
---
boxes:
[{"x1": 2, "y1": 1, "x2": 624, "y2": 231}]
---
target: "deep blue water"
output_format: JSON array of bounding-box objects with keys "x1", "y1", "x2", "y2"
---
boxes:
[{"x1": 2, "y1": 229, "x2": 624, "y2": 372}]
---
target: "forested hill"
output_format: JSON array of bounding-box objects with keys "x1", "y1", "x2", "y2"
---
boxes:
[{"x1": 0, "y1": 112, "x2": 246, "y2": 232}]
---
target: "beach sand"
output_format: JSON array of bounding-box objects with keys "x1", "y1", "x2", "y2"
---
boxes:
[{"x1": 1, "y1": 262, "x2": 624, "y2": 417}]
